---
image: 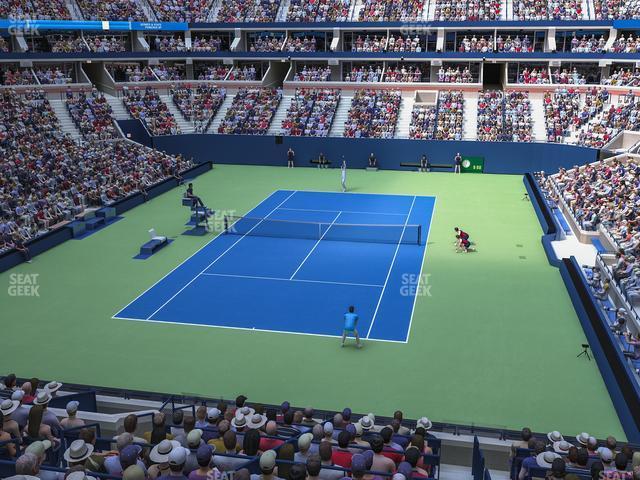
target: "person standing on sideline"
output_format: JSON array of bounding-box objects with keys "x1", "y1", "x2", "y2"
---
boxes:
[
  {"x1": 287, "y1": 148, "x2": 295, "y2": 168},
  {"x1": 341, "y1": 306, "x2": 362, "y2": 348},
  {"x1": 341, "y1": 160, "x2": 347, "y2": 192},
  {"x1": 454, "y1": 153, "x2": 462, "y2": 174},
  {"x1": 420, "y1": 154, "x2": 429, "y2": 172},
  {"x1": 368, "y1": 153, "x2": 377, "y2": 168}
]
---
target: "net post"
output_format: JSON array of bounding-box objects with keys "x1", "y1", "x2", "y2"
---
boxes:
[
  {"x1": 223, "y1": 216, "x2": 228, "y2": 234},
  {"x1": 418, "y1": 225, "x2": 422, "y2": 245}
]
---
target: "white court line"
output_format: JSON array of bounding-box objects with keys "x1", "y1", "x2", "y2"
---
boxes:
[
  {"x1": 278, "y1": 207, "x2": 407, "y2": 217},
  {"x1": 365, "y1": 195, "x2": 417, "y2": 339},
  {"x1": 113, "y1": 315, "x2": 407, "y2": 344},
  {"x1": 404, "y1": 197, "x2": 437, "y2": 343},
  {"x1": 289, "y1": 211, "x2": 342, "y2": 280},
  {"x1": 113, "y1": 189, "x2": 284, "y2": 318},
  {"x1": 292, "y1": 189, "x2": 424, "y2": 199},
  {"x1": 144, "y1": 190, "x2": 298, "y2": 320},
  {"x1": 200, "y1": 272, "x2": 383, "y2": 288}
]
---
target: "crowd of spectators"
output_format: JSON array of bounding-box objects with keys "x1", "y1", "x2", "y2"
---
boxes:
[
  {"x1": 153, "y1": 64, "x2": 186, "y2": 81},
  {"x1": 150, "y1": 0, "x2": 213, "y2": 22},
  {"x1": 497, "y1": 35, "x2": 535, "y2": 52},
  {"x1": 217, "y1": 0, "x2": 281, "y2": 22},
  {"x1": 344, "y1": 66, "x2": 382, "y2": 82},
  {"x1": 0, "y1": 382, "x2": 449, "y2": 480},
  {"x1": 33, "y1": 66, "x2": 73, "y2": 85},
  {"x1": 577, "y1": 94, "x2": 640, "y2": 148},
  {"x1": 66, "y1": 89, "x2": 119, "y2": 141},
  {"x1": 48, "y1": 35, "x2": 88, "y2": 53},
  {"x1": 436, "y1": 66, "x2": 474, "y2": 83},
  {"x1": 218, "y1": 87, "x2": 282, "y2": 134},
  {"x1": 171, "y1": 84, "x2": 226, "y2": 133},
  {"x1": 284, "y1": 36, "x2": 318, "y2": 52},
  {"x1": 0, "y1": 36, "x2": 9, "y2": 53},
  {"x1": 123, "y1": 87, "x2": 181, "y2": 135},
  {"x1": 594, "y1": 0, "x2": 640, "y2": 19},
  {"x1": 1, "y1": 67, "x2": 37, "y2": 86},
  {"x1": 503, "y1": 90, "x2": 532, "y2": 142},
  {"x1": 387, "y1": 34, "x2": 423, "y2": 52},
  {"x1": 85, "y1": 35, "x2": 127, "y2": 53},
  {"x1": 351, "y1": 35, "x2": 388, "y2": 52},
  {"x1": 570, "y1": 34, "x2": 606, "y2": 52},
  {"x1": 610, "y1": 34, "x2": 640, "y2": 53},
  {"x1": 552, "y1": 68, "x2": 588, "y2": 85},
  {"x1": 433, "y1": 0, "x2": 501, "y2": 20},
  {"x1": 343, "y1": 89, "x2": 401, "y2": 138},
  {"x1": 228, "y1": 65, "x2": 259, "y2": 81},
  {"x1": 196, "y1": 64, "x2": 230, "y2": 81},
  {"x1": 286, "y1": 0, "x2": 351, "y2": 21},
  {"x1": 108, "y1": 64, "x2": 156, "y2": 82},
  {"x1": 0, "y1": 0, "x2": 71, "y2": 20},
  {"x1": 457, "y1": 35, "x2": 494, "y2": 53},
  {"x1": 293, "y1": 65, "x2": 332, "y2": 82},
  {"x1": 574, "y1": 86, "x2": 610, "y2": 128},
  {"x1": 357, "y1": 0, "x2": 425, "y2": 21},
  {"x1": 249, "y1": 34, "x2": 285, "y2": 52},
  {"x1": 516, "y1": 66, "x2": 550, "y2": 84},
  {"x1": 544, "y1": 88, "x2": 581, "y2": 142},
  {"x1": 1, "y1": 89, "x2": 192, "y2": 255},
  {"x1": 384, "y1": 66, "x2": 423, "y2": 83},
  {"x1": 434, "y1": 91, "x2": 464, "y2": 141},
  {"x1": 192, "y1": 35, "x2": 225, "y2": 52},
  {"x1": 476, "y1": 90, "x2": 504, "y2": 142},
  {"x1": 513, "y1": 0, "x2": 583, "y2": 20},
  {"x1": 150, "y1": 35, "x2": 188, "y2": 52},
  {"x1": 281, "y1": 88, "x2": 340, "y2": 137},
  {"x1": 76, "y1": 0, "x2": 147, "y2": 21},
  {"x1": 409, "y1": 105, "x2": 436, "y2": 140},
  {"x1": 603, "y1": 68, "x2": 640, "y2": 87}
]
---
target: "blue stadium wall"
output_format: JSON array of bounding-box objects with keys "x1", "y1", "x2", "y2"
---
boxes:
[{"x1": 118, "y1": 121, "x2": 599, "y2": 175}]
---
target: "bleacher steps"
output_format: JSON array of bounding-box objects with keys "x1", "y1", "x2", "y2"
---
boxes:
[
  {"x1": 208, "y1": 94, "x2": 236, "y2": 133},
  {"x1": 267, "y1": 95, "x2": 293, "y2": 135},
  {"x1": 161, "y1": 94, "x2": 195, "y2": 134},
  {"x1": 65, "y1": 0, "x2": 84, "y2": 19},
  {"x1": 49, "y1": 99, "x2": 83, "y2": 141},
  {"x1": 329, "y1": 95, "x2": 353, "y2": 137},
  {"x1": 137, "y1": 0, "x2": 159, "y2": 21},
  {"x1": 395, "y1": 96, "x2": 415, "y2": 139},
  {"x1": 276, "y1": 0, "x2": 291, "y2": 21},
  {"x1": 104, "y1": 94, "x2": 130, "y2": 121},
  {"x1": 530, "y1": 94, "x2": 548, "y2": 142},
  {"x1": 425, "y1": 0, "x2": 435, "y2": 20},
  {"x1": 463, "y1": 91, "x2": 478, "y2": 141},
  {"x1": 207, "y1": 0, "x2": 224, "y2": 21},
  {"x1": 350, "y1": 0, "x2": 363, "y2": 20}
]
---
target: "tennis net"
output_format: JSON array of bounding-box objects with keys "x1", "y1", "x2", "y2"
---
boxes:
[{"x1": 223, "y1": 215, "x2": 421, "y2": 245}]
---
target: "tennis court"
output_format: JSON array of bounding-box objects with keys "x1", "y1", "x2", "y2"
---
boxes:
[{"x1": 114, "y1": 190, "x2": 436, "y2": 342}]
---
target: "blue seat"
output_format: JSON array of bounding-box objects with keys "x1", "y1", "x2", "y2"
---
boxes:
[
  {"x1": 553, "y1": 209, "x2": 572, "y2": 234},
  {"x1": 140, "y1": 238, "x2": 168, "y2": 256},
  {"x1": 65, "y1": 221, "x2": 86, "y2": 238},
  {"x1": 591, "y1": 238, "x2": 607, "y2": 254},
  {"x1": 85, "y1": 216, "x2": 105, "y2": 230}
]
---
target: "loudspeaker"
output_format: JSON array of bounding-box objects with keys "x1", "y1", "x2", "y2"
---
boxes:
[{"x1": 275, "y1": 135, "x2": 283, "y2": 144}]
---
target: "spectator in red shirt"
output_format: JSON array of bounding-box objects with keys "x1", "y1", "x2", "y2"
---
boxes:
[
  {"x1": 332, "y1": 431, "x2": 353, "y2": 469},
  {"x1": 259, "y1": 421, "x2": 284, "y2": 452}
]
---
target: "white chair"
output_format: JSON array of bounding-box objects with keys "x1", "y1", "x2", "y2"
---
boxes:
[{"x1": 148, "y1": 228, "x2": 167, "y2": 243}]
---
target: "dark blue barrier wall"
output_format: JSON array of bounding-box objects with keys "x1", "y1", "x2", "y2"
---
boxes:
[
  {"x1": 523, "y1": 174, "x2": 562, "y2": 267},
  {"x1": 559, "y1": 257, "x2": 640, "y2": 443},
  {"x1": 135, "y1": 133, "x2": 598, "y2": 175},
  {"x1": 49, "y1": 391, "x2": 97, "y2": 413},
  {"x1": 119, "y1": 120, "x2": 153, "y2": 148}
]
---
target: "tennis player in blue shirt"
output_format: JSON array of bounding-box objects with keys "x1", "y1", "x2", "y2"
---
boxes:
[{"x1": 341, "y1": 305, "x2": 362, "y2": 348}]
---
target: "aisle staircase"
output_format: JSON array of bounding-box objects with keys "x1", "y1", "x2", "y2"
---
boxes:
[
  {"x1": 395, "y1": 96, "x2": 416, "y2": 139},
  {"x1": 104, "y1": 94, "x2": 130, "y2": 121},
  {"x1": 329, "y1": 95, "x2": 353, "y2": 137},
  {"x1": 267, "y1": 95, "x2": 294, "y2": 135},
  {"x1": 463, "y1": 91, "x2": 479, "y2": 140},
  {"x1": 208, "y1": 94, "x2": 236, "y2": 133},
  {"x1": 530, "y1": 94, "x2": 548, "y2": 142},
  {"x1": 161, "y1": 94, "x2": 195, "y2": 134},
  {"x1": 49, "y1": 99, "x2": 83, "y2": 141}
]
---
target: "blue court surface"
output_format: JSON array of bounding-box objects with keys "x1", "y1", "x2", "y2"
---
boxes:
[{"x1": 114, "y1": 190, "x2": 436, "y2": 343}]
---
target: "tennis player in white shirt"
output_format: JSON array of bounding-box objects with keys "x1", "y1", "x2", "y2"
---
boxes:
[{"x1": 341, "y1": 160, "x2": 347, "y2": 192}]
